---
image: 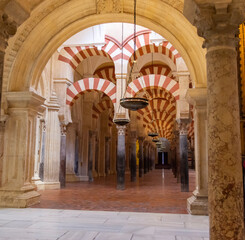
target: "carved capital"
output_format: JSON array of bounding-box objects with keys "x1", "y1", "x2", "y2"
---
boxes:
[
  {"x1": 60, "y1": 122, "x2": 67, "y2": 136},
  {"x1": 117, "y1": 125, "x2": 126, "y2": 136},
  {"x1": 193, "y1": 3, "x2": 245, "y2": 49},
  {"x1": 97, "y1": 0, "x2": 122, "y2": 14},
  {"x1": 0, "y1": 12, "x2": 17, "y2": 52},
  {"x1": 177, "y1": 119, "x2": 190, "y2": 136}
]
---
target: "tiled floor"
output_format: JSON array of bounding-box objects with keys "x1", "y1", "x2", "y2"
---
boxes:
[
  {"x1": 0, "y1": 208, "x2": 209, "y2": 240},
  {"x1": 32, "y1": 169, "x2": 196, "y2": 214}
]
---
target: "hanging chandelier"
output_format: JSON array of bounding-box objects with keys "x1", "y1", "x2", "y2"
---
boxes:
[{"x1": 119, "y1": 0, "x2": 149, "y2": 111}]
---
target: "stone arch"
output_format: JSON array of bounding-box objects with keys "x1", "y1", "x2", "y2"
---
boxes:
[
  {"x1": 66, "y1": 78, "x2": 116, "y2": 106},
  {"x1": 3, "y1": 0, "x2": 206, "y2": 95},
  {"x1": 126, "y1": 74, "x2": 179, "y2": 99},
  {"x1": 128, "y1": 43, "x2": 180, "y2": 69},
  {"x1": 58, "y1": 47, "x2": 113, "y2": 70}
]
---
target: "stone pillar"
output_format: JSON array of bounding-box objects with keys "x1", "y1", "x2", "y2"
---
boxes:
[
  {"x1": 66, "y1": 124, "x2": 79, "y2": 182},
  {"x1": 174, "y1": 129, "x2": 180, "y2": 182},
  {"x1": 88, "y1": 130, "x2": 94, "y2": 182},
  {"x1": 105, "y1": 137, "x2": 111, "y2": 176},
  {"x1": 143, "y1": 141, "x2": 148, "y2": 174},
  {"x1": 39, "y1": 119, "x2": 46, "y2": 181},
  {"x1": 177, "y1": 119, "x2": 190, "y2": 192},
  {"x1": 41, "y1": 92, "x2": 61, "y2": 190},
  {"x1": 116, "y1": 125, "x2": 126, "y2": 190},
  {"x1": 138, "y1": 137, "x2": 144, "y2": 177},
  {"x1": 32, "y1": 114, "x2": 44, "y2": 186},
  {"x1": 184, "y1": 2, "x2": 245, "y2": 238},
  {"x1": 0, "y1": 92, "x2": 45, "y2": 207},
  {"x1": 0, "y1": 115, "x2": 7, "y2": 187},
  {"x1": 186, "y1": 88, "x2": 208, "y2": 215},
  {"x1": 130, "y1": 131, "x2": 137, "y2": 182},
  {"x1": 59, "y1": 123, "x2": 66, "y2": 188}
]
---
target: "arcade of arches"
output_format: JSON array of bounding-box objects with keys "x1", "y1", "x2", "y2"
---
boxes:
[{"x1": 0, "y1": 0, "x2": 245, "y2": 239}]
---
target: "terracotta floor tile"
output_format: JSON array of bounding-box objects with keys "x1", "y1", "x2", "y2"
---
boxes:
[{"x1": 31, "y1": 169, "x2": 195, "y2": 214}]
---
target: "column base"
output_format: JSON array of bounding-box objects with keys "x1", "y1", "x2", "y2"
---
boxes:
[
  {"x1": 66, "y1": 173, "x2": 81, "y2": 182},
  {"x1": 0, "y1": 185, "x2": 40, "y2": 208},
  {"x1": 36, "y1": 182, "x2": 60, "y2": 190},
  {"x1": 77, "y1": 176, "x2": 89, "y2": 181},
  {"x1": 187, "y1": 193, "x2": 208, "y2": 215}
]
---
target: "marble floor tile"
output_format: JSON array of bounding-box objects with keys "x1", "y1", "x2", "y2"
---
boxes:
[
  {"x1": 58, "y1": 230, "x2": 98, "y2": 240},
  {"x1": 0, "y1": 208, "x2": 209, "y2": 240},
  {"x1": 94, "y1": 232, "x2": 132, "y2": 240}
]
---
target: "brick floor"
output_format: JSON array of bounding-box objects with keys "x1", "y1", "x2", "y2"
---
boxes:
[{"x1": 31, "y1": 169, "x2": 195, "y2": 214}]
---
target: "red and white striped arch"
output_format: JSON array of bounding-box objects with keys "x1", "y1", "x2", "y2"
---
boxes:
[
  {"x1": 92, "y1": 99, "x2": 114, "y2": 119},
  {"x1": 128, "y1": 43, "x2": 181, "y2": 67},
  {"x1": 58, "y1": 46, "x2": 113, "y2": 70},
  {"x1": 126, "y1": 75, "x2": 179, "y2": 99},
  {"x1": 93, "y1": 66, "x2": 116, "y2": 84},
  {"x1": 66, "y1": 78, "x2": 116, "y2": 106},
  {"x1": 140, "y1": 64, "x2": 173, "y2": 78}
]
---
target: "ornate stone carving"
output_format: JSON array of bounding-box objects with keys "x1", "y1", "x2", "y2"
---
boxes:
[
  {"x1": 177, "y1": 119, "x2": 190, "y2": 136},
  {"x1": 193, "y1": 4, "x2": 245, "y2": 49},
  {"x1": 97, "y1": 0, "x2": 122, "y2": 14},
  {"x1": 60, "y1": 123, "x2": 67, "y2": 136},
  {"x1": 116, "y1": 125, "x2": 126, "y2": 136},
  {"x1": 0, "y1": 12, "x2": 17, "y2": 52}
]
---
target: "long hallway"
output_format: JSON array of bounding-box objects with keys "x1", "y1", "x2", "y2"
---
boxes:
[{"x1": 31, "y1": 169, "x2": 195, "y2": 214}]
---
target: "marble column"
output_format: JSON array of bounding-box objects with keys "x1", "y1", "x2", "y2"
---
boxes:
[
  {"x1": 39, "y1": 119, "x2": 46, "y2": 181},
  {"x1": 143, "y1": 142, "x2": 148, "y2": 174},
  {"x1": 88, "y1": 130, "x2": 94, "y2": 182},
  {"x1": 0, "y1": 92, "x2": 45, "y2": 207},
  {"x1": 59, "y1": 123, "x2": 66, "y2": 188},
  {"x1": 105, "y1": 137, "x2": 111, "y2": 176},
  {"x1": 66, "y1": 124, "x2": 79, "y2": 182},
  {"x1": 41, "y1": 92, "x2": 61, "y2": 190},
  {"x1": 186, "y1": 88, "x2": 208, "y2": 215},
  {"x1": 130, "y1": 131, "x2": 137, "y2": 182},
  {"x1": 184, "y1": 2, "x2": 245, "y2": 238},
  {"x1": 116, "y1": 125, "x2": 126, "y2": 190},
  {"x1": 138, "y1": 137, "x2": 144, "y2": 177},
  {"x1": 177, "y1": 119, "x2": 190, "y2": 192},
  {"x1": 32, "y1": 115, "x2": 44, "y2": 185}
]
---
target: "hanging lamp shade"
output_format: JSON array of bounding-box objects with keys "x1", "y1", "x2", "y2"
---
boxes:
[
  {"x1": 120, "y1": 97, "x2": 148, "y2": 111},
  {"x1": 148, "y1": 132, "x2": 159, "y2": 137},
  {"x1": 152, "y1": 138, "x2": 160, "y2": 143},
  {"x1": 113, "y1": 118, "x2": 130, "y2": 126}
]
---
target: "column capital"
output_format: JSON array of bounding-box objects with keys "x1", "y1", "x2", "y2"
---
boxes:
[
  {"x1": 185, "y1": 1, "x2": 245, "y2": 49},
  {"x1": 60, "y1": 122, "x2": 67, "y2": 136},
  {"x1": 116, "y1": 125, "x2": 126, "y2": 135},
  {"x1": 176, "y1": 118, "x2": 190, "y2": 136},
  {"x1": 4, "y1": 91, "x2": 45, "y2": 112},
  {"x1": 186, "y1": 88, "x2": 207, "y2": 108}
]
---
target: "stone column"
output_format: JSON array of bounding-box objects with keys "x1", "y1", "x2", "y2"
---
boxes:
[
  {"x1": 177, "y1": 119, "x2": 190, "y2": 192},
  {"x1": 0, "y1": 92, "x2": 45, "y2": 207},
  {"x1": 88, "y1": 130, "x2": 94, "y2": 182},
  {"x1": 184, "y1": 2, "x2": 245, "y2": 238},
  {"x1": 186, "y1": 88, "x2": 208, "y2": 215},
  {"x1": 41, "y1": 92, "x2": 61, "y2": 190},
  {"x1": 32, "y1": 114, "x2": 44, "y2": 185},
  {"x1": 138, "y1": 137, "x2": 144, "y2": 177},
  {"x1": 39, "y1": 119, "x2": 46, "y2": 181},
  {"x1": 59, "y1": 123, "x2": 67, "y2": 188},
  {"x1": 116, "y1": 125, "x2": 126, "y2": 190},
  {"x1": 143, "y1": 141, "x2": 148, "y2": 174},
  {"x1": 130, "y1": 131, "x2": 137, "y2": 182},
  {"x1": 66, "y1": 124, "x2": 79, "y2": 182},
  {"x1": 105, "y1": 137, "x2": 111, "y2": 176}
]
